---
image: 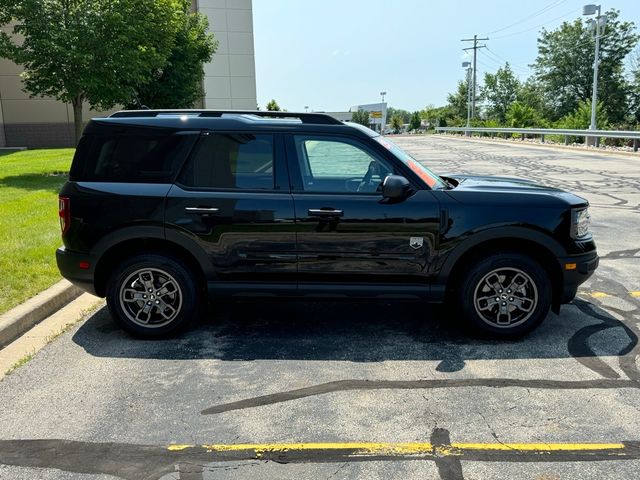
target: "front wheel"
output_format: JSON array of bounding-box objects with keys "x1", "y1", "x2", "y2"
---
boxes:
[
  {"x1": 458, "y1": 252, "x2": 552, "y2": 338},
  {"x1": 106, "y1": 254, "x2": 200, "y2": 338}
]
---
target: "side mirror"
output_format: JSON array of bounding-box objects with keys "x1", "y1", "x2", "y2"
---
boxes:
[{"x1": 381, "y1": 175, "x2": 411, "y2": 199}]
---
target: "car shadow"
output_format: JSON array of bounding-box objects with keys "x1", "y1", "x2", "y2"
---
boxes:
[
  {"x1": 72, "y1": 298, "x2": 638, "y2": 374},
  {"x1": 0, "y1": 172, "x2": 69, "y2": 192}
]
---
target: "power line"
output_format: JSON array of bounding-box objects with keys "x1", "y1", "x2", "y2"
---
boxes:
[
  {"x1": 483, "y1": 47, "x2": 533, "y2": 72},
  {"x1": 491, "y1": 7, "x2": 581, "y2": 40},
  {"x1": 485, "y1": 0, "x2": 567, "y2": 35}
]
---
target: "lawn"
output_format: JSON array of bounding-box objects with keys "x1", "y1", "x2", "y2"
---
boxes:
[{"x1": 0, "y1": 149, "x2": 75, "y2": 314}]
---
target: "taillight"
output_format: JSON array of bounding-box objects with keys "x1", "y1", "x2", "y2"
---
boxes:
[{"x1": 59, "y1": 196, "x2": 70, "y2": 234}]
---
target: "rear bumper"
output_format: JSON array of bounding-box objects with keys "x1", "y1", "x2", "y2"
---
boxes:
[
  {"x1": 557, "y1": 250, "x2": 599, "y2": 304},
  {"x1": 56, "y1": 247, "x2": 99, "y2": 296}
]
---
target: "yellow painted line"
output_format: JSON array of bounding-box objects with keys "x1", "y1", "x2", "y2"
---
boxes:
[
  {"x1": 167, "y1": 444, "x2": 192, "y2": 451},
  {"x1": 630, "y1": 291, "x2": 640, "y2": 298},
  {"x1": 201, "y1": 442, "x2": 433, "y2": 454},
  {"x1": 167, "y1": 442, "x2": 626, "y2": 456},
  {"x1": 589, "y1": 292, "x2": 611, "y2": 299}
]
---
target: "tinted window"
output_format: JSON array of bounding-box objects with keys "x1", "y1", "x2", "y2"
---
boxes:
[
  {"x1": 293, "y1": 136, "x2": 395, "y2": 193},
  {"x1": 178, "y1": 133, "x2": 274, "y2": 190},
  {"x1": 70, "y1": 131, "x2": 197, "y2": 183}
]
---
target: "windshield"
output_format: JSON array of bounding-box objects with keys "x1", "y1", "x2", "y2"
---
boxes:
[{"x1": 374, "y1": 136, "x2": 447, "y2": 189}]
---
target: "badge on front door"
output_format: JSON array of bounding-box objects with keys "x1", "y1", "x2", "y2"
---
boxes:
[{"x1": 409, "y1": 237, "x2": 424, "y2": 249}]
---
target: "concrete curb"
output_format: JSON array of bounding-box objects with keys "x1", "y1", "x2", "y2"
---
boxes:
[{"x1": 0, "y1": 280, "x2": 83, "y2": 349}]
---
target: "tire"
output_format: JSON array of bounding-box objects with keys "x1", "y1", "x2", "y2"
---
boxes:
[
  {"x1": 106, "y1": 254, "x2": 200, "y2": 338},
  {"x1": 457, "y1": 252, "x2": 552, "y2": 338}
]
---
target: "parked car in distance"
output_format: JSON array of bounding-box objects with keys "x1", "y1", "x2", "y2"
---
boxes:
[{"x1": 57, "y1": 110, "x2": 598, "y2": 338}]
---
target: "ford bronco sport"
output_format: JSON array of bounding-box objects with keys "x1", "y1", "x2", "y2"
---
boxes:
[{"x1": 56, "y1": 110, "x2": 598, "y2": 338}]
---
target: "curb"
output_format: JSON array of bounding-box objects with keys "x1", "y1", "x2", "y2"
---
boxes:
[{"x1": 0, "y1": 280, "x2": 83, "y2": 349}]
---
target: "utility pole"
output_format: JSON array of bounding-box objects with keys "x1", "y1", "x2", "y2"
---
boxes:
[{"x1": 461, "y1": 35, "x2": 488, "y2": 119}]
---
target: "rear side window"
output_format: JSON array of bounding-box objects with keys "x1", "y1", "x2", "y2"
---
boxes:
[
  {"x1": 70, "y1": 131, "x2": 197, "y2": 183},
  {"x1": 178, "y1": 133, "x2": 274, "y2": 190}
]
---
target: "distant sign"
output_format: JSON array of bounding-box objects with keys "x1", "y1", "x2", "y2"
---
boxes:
[{"x1": 369, "y1": 111, "x2": 383, "y2": 119}]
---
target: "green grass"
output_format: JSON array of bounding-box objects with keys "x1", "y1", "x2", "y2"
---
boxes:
[
  {"x1": 0, "y1": 149, "x2": 74, "y2": 314},
  {"x1": 4, "y1": 351, "x2": 35, "y2": 376}
]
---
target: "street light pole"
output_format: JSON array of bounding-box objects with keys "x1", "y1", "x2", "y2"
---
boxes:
[
  {"x1": 380, "y1": 91, "x2": 387, "y2": 133},
  {"x1": 583, "y1": 4, "x2": 603, "y2": 141},
  {"x1": 462, "y1": 62, "x2": 472, "y2": 135}
]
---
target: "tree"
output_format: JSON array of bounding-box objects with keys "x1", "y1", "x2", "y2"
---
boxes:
[
  {"x1": 557, "y1": 99, "x2": 608, "y2": 130},
  {"x1": 130, "y1": 1, "x2": 217, "y2": 109},
  {"x1": 421, "y1": 104, "x2": 456, "y2": 129},
  {"x1": 628, "y1": 46, "x2": 640, "y2": 123},
  {"x1": 351, "y1": 109, "x2": 370, "y2": 126},
  {"x1": 390, "y1": 114, "x2": 404, "y2": 133},
  {"x1": 409, "y1": 111, "x2": 422, "y2": 131},
  {"x1": 516, "y1": 78, "x2": 548, "y2": 119},
  {"x1": 446, "y1": 80, "x2": 470, "y2": 123},
  {"x1": 266, "y1": 99, "x2": 281, "y2": 111},
  {"x1": 532, "y1": 9, "x2": 639, "y2": 123},
  {"x1": 505, "y1": 102, "x2": 541, "y2": 128},
  {"x1": 481, "y1": 63, "x2": 520, "y2": 123},
  {"x1": 0, "y1": 0, "x2": 185, "y2": 144},
  {"x1": 386, "y1": 107, "x2": 411, "y2": 124}
]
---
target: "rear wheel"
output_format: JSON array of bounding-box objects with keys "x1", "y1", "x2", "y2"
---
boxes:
[
  {"x1": 106, "y1": 254, "x2": 200, "y2": 337},
  {"x1": 458, "y1": 252, "x2": 551, "y2": 337}
]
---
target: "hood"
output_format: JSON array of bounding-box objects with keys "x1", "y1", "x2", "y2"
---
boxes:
[
  {"x1": 442, "y1": 174, "x2": 588, "y2": 207},
  {"x1": 446, "y1": 174, "x2": 563, "y2": 192}
]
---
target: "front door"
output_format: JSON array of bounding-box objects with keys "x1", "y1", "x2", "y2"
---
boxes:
[
  {"x1": 165, "y1": 131, "x2": 297, "y2": 288},
  {"x1": 286, "y1": 133, "x2": 441, "y2": 292}
]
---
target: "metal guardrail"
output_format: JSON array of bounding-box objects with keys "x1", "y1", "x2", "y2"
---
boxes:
[{"x1": 435, "y1": 126, "x2": 640, "y2": 150}]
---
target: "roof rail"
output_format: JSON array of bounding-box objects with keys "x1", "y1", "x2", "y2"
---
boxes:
[{"x1": 109, "y1": 109, "x2": 343, "y2": 125}]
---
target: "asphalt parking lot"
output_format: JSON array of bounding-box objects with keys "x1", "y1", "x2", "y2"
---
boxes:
[{"x1": 1, "y1": 135, "x2": 639, "y2": 480}]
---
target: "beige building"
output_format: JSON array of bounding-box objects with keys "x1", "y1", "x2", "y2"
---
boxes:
[{"x1": 0, "y1": 0, "x2": 257, "y2": 148}]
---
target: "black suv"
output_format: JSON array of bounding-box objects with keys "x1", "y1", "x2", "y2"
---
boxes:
[{"x1": 57, "y1": 110, "x2": 598, "y2": 338}]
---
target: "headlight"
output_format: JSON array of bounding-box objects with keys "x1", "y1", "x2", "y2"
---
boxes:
[{"x1": 572, "y1": 208, "x2": 591, "y2": 239}]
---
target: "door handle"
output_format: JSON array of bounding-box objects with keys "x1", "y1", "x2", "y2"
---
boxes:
[
  {"x1": 308, "y1": 208, "x2": 344, "y2": 218},
  {"x1": 185, "y1": 207, "x2": 220, "y2": 215}
]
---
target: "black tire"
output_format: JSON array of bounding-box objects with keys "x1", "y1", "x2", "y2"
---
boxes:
[
  {"x1": 457, "y1": 252, "x2": 552, "y2": 338},
  {"x1": 106, "y1": 254, "x2": 200, "y2": 338}
]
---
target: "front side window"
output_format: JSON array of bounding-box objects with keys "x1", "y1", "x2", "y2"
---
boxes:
[
  {"x1": 178, "y1": 133, "x2": 274, "y2": 190},
  {"x1": 294, "y1": 135, "x2": 395, "y2": 193}
]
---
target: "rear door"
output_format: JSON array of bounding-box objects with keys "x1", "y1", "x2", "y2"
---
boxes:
[
  {"x1": 164, "y1": 131, "x2": 297, "y2": 289},
  {"x1": 285, "y1": 133, "x2": 441, "y2": 293}
]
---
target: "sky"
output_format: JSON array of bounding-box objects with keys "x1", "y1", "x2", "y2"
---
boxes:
[{"x1": 252, "y1": 0, "x2": 640, "y2": 113}]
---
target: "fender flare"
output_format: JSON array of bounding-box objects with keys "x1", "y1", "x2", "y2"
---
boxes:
[
  {"x1": 91, "y1": 225, "x2": 215, "y2": 280},
  {"x1": 436, "y1": 226, "x2": 566, "y2": 283}
]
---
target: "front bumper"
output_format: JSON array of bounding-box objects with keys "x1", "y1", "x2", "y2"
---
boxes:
[
  {"x1": 56, "y1": 247, "x2": 98, "y2": 296},
  {"x1": 557, "y1": 250, "x2": 599, "y2": 304}
]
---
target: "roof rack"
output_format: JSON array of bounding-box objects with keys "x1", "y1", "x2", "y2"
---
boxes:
[{"x1": 109, "y1": 109, "x2": 343, "y2": 125}]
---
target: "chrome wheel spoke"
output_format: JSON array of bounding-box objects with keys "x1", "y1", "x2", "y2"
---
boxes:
[
  {"x1": 476, "y1": 295, "x2": 499, "y2": 311},
  {"x1": 156, "y1": 280, "x2": 177, "y2": 299},
  {"x1": 135, "y1": 302, "x2": 153, "y2": 324},
  {"x1": 505, "y1": 273, "x2": 529, "y2": 293},
  {"x1": 496, "y1": 303, "x2": 512, "y2": 325},
  {"x1": 484, "y1": 273, "x2": 504, "y2": 293},
  {"x1": 511, "y1": 295, "x2": 534, "y2": 312},
  {"x1": 156, "y1": 300, "x2": 177, "y2": 320},
  {"x1": 138, "y1": 271, "x2": 155, "y2": 291},
  {"x1": 122, "y1": 288, "x2": 145, "y2": 303}
]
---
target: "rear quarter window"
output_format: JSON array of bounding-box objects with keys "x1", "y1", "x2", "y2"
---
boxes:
[{"x1": 70, "y1": 130, "x2": 198, "y2": 183}]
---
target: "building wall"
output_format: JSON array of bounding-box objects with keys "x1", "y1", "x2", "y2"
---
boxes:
[
  {"x1": 198, "y1": 0, "x2": 257, "y2": 110},
  {"x1": 0, "y1": 1, "x2": 257, "y2": 147}
]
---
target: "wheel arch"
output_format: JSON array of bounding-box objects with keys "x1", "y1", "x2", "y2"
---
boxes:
[
  {"x1": 94, "y1": 238, "x2": 207, "y2": 298},
  {"x1": 440, "y1": 228, "x2": 564, "y2": 311}
]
